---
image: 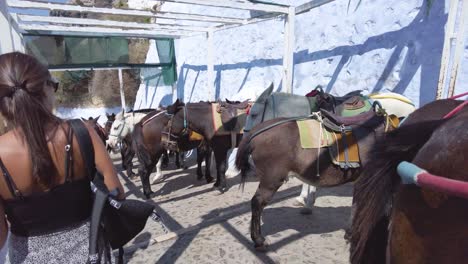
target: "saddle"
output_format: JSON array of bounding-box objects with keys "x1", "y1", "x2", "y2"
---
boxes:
[
  {"x1": 335, "y1": 95, "x2": 372, "y2": 117},
  {"x1": 321, "y1": 99, "x2": 384, "y2": 169},
  {"x1": 215, "y1": 99, "x2": 251, "y2": 132}
]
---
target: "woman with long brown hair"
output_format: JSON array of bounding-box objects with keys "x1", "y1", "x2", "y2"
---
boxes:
[{"x1": 0, "y1": 52, "x2": 124, "y2": 263}]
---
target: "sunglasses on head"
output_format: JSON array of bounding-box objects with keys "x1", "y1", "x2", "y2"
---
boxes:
[{"x1": 47, "y1": 79, "x2": 59, "y2": 93}]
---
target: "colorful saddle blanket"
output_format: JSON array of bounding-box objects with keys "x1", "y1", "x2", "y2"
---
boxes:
[{"x1": 296, "y1": 119, "x2": 361, "y2": 168}]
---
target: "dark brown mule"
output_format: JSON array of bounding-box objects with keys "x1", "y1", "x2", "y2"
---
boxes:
[
  {"x1": 235, "y1": 99, "x2": 392, "y2": 250},
  {"x1": 349, "y1": 99, "x2": 468, "y2": 264},
  {"x1": 84, "y1": 116, "x2": 107, "y2": 144},
  {"x1": 164, "y1": 99, "x2": 251, "y2": 193},
  {"x1": 132, "y1": 102, "x2": 213, "y2": 199}
]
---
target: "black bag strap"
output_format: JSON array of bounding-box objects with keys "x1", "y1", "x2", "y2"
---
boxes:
[
  {"x1": 68, "y1": 119, "x2": 124, "y2": 264},
  {"x1": 67, "y1": 119, "x2": 105, "y2": 263},
  {"x1": 68, "y1": 119, "x2": 96, "y2": 180}
]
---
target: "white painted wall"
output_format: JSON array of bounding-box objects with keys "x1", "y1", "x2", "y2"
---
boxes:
[
  {"x1": 0, "y1": 0, "x2": 24, "y2": 54},
  {"x1": 167, "y1": 0, "x2": 467, "y2": 107}
]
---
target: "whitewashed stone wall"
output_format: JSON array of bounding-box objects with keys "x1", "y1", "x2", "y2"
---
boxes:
[{"x1": 154, "y1": 0, "x2": 467, "y2": 106}]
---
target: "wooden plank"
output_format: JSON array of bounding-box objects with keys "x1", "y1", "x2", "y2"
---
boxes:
[
  {"x1": 447, "y1": 0, "x2": 468, "y2": 98},
  {"x1": 161, "y1": 0, "x2": 289, "y2": 13},
  {"x1": 18, "y1": 14, "x2": 209, "y2": 32},
  {"x1": 19, "y1": 23, "x2": 195, "y2": 38},
  {"x1": 282, "y1": 7, "x2": 295, "y2": 93},
  {"x1": 296, "y1": 0, "x2": 336, "y2": 15},
  {"x1": 8, "y1": 0, "x2": 245, "y2": 24},
  {"x1": 436, "y1": 0, "x2": 459, "y2": 99}
]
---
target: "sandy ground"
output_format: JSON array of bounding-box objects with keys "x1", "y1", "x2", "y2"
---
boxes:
[{"x1": 114, "y1": 152, "x2": 353, "y2": 264}]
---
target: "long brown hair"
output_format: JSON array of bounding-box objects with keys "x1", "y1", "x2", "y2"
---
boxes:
[{"x1": 0, "y1": 52, "x2": 62, "y2": 188}]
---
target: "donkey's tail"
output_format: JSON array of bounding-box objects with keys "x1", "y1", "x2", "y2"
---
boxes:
[
  {"x1": 132, "y1": 124, "x2": 152, "y2": 171},
  {"x1": 235, "y1": 133, "x2": 253, "y2": 189},
  {"x1": 350, "y1": 119, "x2": 447, "y2": 264}
]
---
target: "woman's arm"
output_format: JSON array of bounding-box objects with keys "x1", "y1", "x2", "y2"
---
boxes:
[{"x1": 84, "y1": 123, "x2": 125, "y2": 200}]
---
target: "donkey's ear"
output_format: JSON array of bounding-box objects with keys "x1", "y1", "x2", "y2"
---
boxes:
[
  {"x1": 257, "y1": 83, "x2": 274, "y2": 103},
  {"x1": 94, "y1": 115, "x2": 100, "y2": 123}
]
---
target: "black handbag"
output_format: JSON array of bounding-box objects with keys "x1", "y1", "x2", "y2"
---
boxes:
[{"x1": 68, "y1": 120, "x2": 161, "y2": 264}]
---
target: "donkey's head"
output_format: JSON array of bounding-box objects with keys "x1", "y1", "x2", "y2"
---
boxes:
[{"x1": 244, "y1": 83, "x2": 274, "y2": 132}]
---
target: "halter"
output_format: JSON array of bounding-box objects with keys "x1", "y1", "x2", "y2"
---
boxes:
[{"x1": 161, "y1": 106, "x2": 189, "y2": 151}]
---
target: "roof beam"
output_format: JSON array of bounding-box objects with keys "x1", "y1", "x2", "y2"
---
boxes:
[
  {"x1": 295, "y1": 0, "x2": 336, "y2": 15},
  {"x1": 18, "y1": 14, "x2": 210, "y2": 32},
  {"x1": 19, "y1": 23, "x2": 197, "y2": 38},
  {"x1": 7, "y1": 0, "x2": 245, "y2": 24},
  {"x1": 159, "y1": 0, "x2": 289, "y2": 13}
]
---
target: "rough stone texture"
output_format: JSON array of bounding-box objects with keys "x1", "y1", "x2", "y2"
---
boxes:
[
  {"x1": 129, "y1": 0, "x2": 467, "y2": 107},
  {"x1": 114, "y1": 154, "x2": 353, "y2": 263}
]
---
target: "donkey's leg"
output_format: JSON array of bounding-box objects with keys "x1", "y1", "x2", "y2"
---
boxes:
[
  {"x1": 204, "y1": 147, "x2": 213, "y2": 183},
  {"x1": 251, "y1": 176, "x2": 283, "y2": 250},
  {"x1": 175, "y1": 151, "x2": 181, "y2": 168},
  {"x1": 213, "y1": 145, "x2": 229, "y2": 192},
  {"x1": 141, "y1": 157, "x2": 157, "y2": 199},
  {"x1": 151, "y1": 156, "x2": 164, "y2": 184},
  {"x1": 124, "y1": 145, "x2": 136, "y2": 179},
  {"x1": 196, "y1": 147, "x2": 204, "y2": 180},
  {"x1": 180, "y1": 151, "x2": 188, "y2": 170},
  {"x1": 161, "y1": 150, "x2": 169, "y2": 169},
  {"x1": 294, "y1": 184, "x2": 317, "y2": 214}
]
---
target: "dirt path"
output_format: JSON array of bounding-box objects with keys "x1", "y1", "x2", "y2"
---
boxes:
[{"x1": 115, "y1": 154, "x2": 352, "y2": 264}]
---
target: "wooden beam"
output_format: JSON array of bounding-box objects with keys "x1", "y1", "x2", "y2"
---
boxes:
[
  {"x1": 447, "y1": 0, "x2": 468, "y2": 98},
  {"x1": 282, "y1": 7, "x2": 295, "y2": 93},
  {"x1": 437, "y1": 0, "x2": 459, "y2": 99},
  {"x1": 161, "y1": 0, "x2": 289, "y2": 13},
  {"x1": 18, "y1": 14, "x2": 209, "y2": 32},
  {"x1": 19, "y1": 23, "x2": 195, "y2": 38},
  {"x1": 8, "y1": 0, "x2": 245, "y2": 24},
  {"x1": 296, "y1": 0, "x2": 336, "y2": 15}
]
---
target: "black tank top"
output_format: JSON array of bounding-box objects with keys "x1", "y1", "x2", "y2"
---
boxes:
[{"x1": 0, "y1": 126, "x2": 93, "y2": 237}]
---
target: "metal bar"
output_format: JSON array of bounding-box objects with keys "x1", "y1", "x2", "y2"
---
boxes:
[
  {"x1": 161, "y1": 0, "x2": 289, "y2": 13},
  {"x1": 436, "y1": 0, "x2": 459, "y2": 99},
  {"x1": 19, "y1": 23, "x2": 193, "y2": 38},
  {"x1": 206, "y1": 29, "x2": 215, "y2": 100},
  {"x1": 7, "y1": 0, "x2": 245, "y2": 24},
  {"x1": 119, "y1": 68, "x2": 126, "y2": 109},
  {"x1": 295, "y1": 0, "x2": 336, "y2": 15},
  {"x1": 447, "y1": 0, "x2": 468, "y2": 98},
  {"x1": 18, "y1": 14, "x2": 210, "y2": 32}
]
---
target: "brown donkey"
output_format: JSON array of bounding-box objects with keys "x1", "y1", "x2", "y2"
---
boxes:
[
  {"x1": 349, "y1": 99, "x2": 468, "y2": 264},
  {"x1": 164, "y1": 100, "x2": 251, "y2": 193},
  {"x1": 235, "y1": 98, "x2": 393, "y2": 250},
  {"x1": 132, "y1": 101, "x2": 213, "y2": 198}
]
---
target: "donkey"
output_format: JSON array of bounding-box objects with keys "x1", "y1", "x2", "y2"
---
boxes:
[
  {"x1": 107, "y1": 109, "x2": 156, "y2": 178},
  {"x1": 84, "y1": 116, "x2": 107, "y2": 144},
  {"x1": 164, "y1": 99, "x2": 252, "y2": 193},
  {"x1": 132, "y1": 102, "x2": 213, "y2": 198},
  {"x1": 245, "y1": 85, "x2": 415, "y2": 212},
  {"x1": 235, "y1": 95, "x2": 398, "y2": 250},
  {"x1": 349, "y1": 99, "x2": 468, "y2": 264}
]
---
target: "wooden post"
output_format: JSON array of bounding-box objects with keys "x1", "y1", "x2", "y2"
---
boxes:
[
  {"x1": 436, "y1": 0, "x2": 460, "y2": 99},
  {"x1": 118, "y1": 68, "x2": 126, "y2": 110},
  {"x1": 447, "y1": 0, "x2": 468, "y2": 98},
  {"x1": 207, "y1": 29, "x2": 215, "y2": 100},
  {"x1": 282, "y1": 7, "x2": 295, "y2": 93}
]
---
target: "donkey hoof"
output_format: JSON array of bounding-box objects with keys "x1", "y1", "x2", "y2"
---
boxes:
[
  {"x1": 217, "y1": 185, "x2": 228, "y2": 193},
  {"x1": 196, "y1": 173, "x2": 203, "y2": 180},
  {"x1": 182, "y1": 166, "x2": 188, "y2": 170},
  {"x1": 300, "y1": 207, "x2": 313, "y2": 215},
  {"x1": 254, "y1": 241, "x2": 269, "y2": 252},
  {"x1": 213, "y1": 181, "x2": 220, "y2": 187},
  {"x1": 205, "y1": 176, "x2": 214, "y2": 184},
  {"x1": 144, "y1": 191, "x2": 155, "y2": 200}
]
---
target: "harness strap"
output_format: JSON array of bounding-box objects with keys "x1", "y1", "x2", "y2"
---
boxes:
[
  {"x1": 249, "y1": 116, "x2": 312, "y2": 143},
  {"x1": 444, "y1": 101, "x2": 468, "y2": 119},
  {"x1": 141, "y1": 111, "x2": 167, "y2": 127},
  {"x1": 64, "y1": 125, "x2": 74, "y2": 182}
]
